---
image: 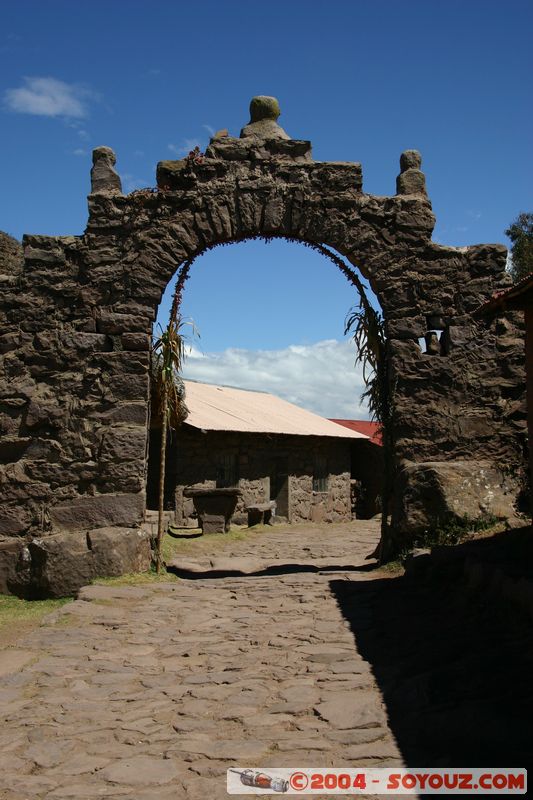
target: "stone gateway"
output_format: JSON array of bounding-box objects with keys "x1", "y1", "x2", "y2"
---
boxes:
[{"x1": 0, "y1": 97, "x2": 526, "y2": 596}]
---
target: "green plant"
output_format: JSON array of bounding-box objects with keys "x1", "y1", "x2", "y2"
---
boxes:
[
  {"x1": 506, "y1": 212, "x2": 533, "y2": 282},
  {"x1": 415, "y1": 513, "x2": 500, "y2": 548}
]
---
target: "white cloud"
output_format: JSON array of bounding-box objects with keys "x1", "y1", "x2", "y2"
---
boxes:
[
  {"x1": 122, "y1": 173, "x2": 147, "y2": 193},
  {"x1": 202, "y1": 123, "x2": 215, "y2": 137},
  {"x1": 168, "y1": 138, "x2": 202, "y2": 156},
  {"x1": 72, "y1": 148, "x2": 87, "y2": 157},
  {"x1": 181, "y1": 339, "x2": 370, "y2": 420},
  {"x1": 4, "y1": 77, "x2": 96, "y2": 118}
]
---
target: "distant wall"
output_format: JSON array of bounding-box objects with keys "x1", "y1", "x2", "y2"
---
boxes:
[{"x1": 170, "y1": 427, "x2": 352, "y2": 525}]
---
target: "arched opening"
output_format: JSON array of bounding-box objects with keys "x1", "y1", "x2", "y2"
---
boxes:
[{"x1": 145, "y1": 237, "x2": 386, "y2": 533}]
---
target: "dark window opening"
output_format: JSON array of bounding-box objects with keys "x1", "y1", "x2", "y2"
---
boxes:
[
  {"x1": 216, "y1": 453, "x2": 239, "y2": 488},
  {"x1": 313, "y1": 455, "x2": 328, "y2": 492}
]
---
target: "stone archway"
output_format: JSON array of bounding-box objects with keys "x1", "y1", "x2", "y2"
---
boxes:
[{"x1": 0, "y1": 97, "x2": 526, "y2": 595}]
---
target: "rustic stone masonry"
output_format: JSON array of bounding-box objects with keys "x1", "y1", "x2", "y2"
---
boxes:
[
  {"x1": 168, "y1": 427, "x2": 351, "y2": 527},
  {"x1": 0, "y1": 97, "x2": 526, "y2": 594}
]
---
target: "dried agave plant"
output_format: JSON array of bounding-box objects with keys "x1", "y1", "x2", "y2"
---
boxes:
[
  {"x1": 343, "y1": 274, "x2": 388, "y2": 427},
  {"x1": 151, "y1": 314, "x2": 190, "y2": 572}
]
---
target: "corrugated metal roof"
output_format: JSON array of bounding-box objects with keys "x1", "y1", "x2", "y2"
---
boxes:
[
  {"x1": 329, "y1": 419, "x2": 383, "y2": 446},
  {"x1": 183, "y1": 380, "x2": 369, "y2": 440},
  {"x1": 475, "y1": 272, "x2": 533, "y2": 316}
]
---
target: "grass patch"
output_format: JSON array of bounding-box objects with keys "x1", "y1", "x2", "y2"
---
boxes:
[
  {"x1": 94, "y1": 524, "x2": 276, "y2": 586},
  {"x1": 0, "y1": 595, "x2": 71, "y2": 648},
  {"x1": 93, "y1": 568, "x2": 179, "y2": 587},
  {"x1": 163, "y1": 523, "x2": 273, "y2": 560},
  {"x1": 378, "y1": 559, "x2": 405, "y2": 575}
]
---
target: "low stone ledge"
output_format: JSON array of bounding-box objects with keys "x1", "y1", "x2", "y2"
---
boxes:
[
  {"x1": 49, "y1": 492, "x2": 145, "y2": 531},
  {"x1": 1, "y1": 526, "x2": 151, "y2": 598}
]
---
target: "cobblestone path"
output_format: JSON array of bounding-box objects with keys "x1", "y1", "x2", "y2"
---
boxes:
[
  {"x1": 3, "y1": 519, "x2": 532, "y2": 798},
  {"x1": 0, "y1": 520, "x2": 410, "y2": 799}
]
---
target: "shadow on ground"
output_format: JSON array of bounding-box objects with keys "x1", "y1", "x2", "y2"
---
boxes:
[
  {"x1": 331, "y1": 531, "x2": 533, "y2": 769},
  {"x1": 168, "y1": 562, "x2": 377, "y2": 579}
]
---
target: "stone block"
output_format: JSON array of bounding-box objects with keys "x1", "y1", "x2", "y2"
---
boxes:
[
  {"x1": 99, "y1": 403, "x2": 148, "y2": 425},
  {"x1": 0, "y1": 507, "x2": 32, "y2": 536},
  {"x1": 0, "y1": 437, "x2": 30, "y2": 463},
  {"x1": 29, "y1": 531, "x2": 95, "y2": 598},
  {"x1": 308, "y1": 162, "x2": 363, "y2": 192},
  {"x1": 90, "y1": 146, "x2": 122, "y2": 194},
  {"x1": 25, "y1": 400, "x2": 65, "y2": 429},
  {"x1": 121, "y1": 332, "x2": 150, "y2": 351},
  {"x1": 87, "y1": 527, "x2": 151, "y2": 576},
  {"x1": 440, "y1": 325, "x2": 475, "y2": 353},
  {"x1": 0, "y1": 538, "x2": 31, "y2": 595},
  {"x1": 99, "y1": 427, "x2": 147, "y2": 463},
  {"x1": 396, "y1": 169, "x2": 427, "y2": 196},
  {"x1": 0, "y1": 332, "x2": 20, "y2": 353},
  {"x1": 393, "y1": 460, "x2": 517, "y2": 537},
  {"x1": 386, "y1": 317, "x2": 423, "y2": 340},
  {"x1": 60, "y1": 332, "x2": 109, "y2": 353},
  {"x1": 49, "y1": 492, "x2": 145, "y2": 531},
  {"x1": 252, "y1": 139, "x2": 312, "y2": 162},
  {"x1": 97, "y1": 311, "x2": 148, "y2": 335}
]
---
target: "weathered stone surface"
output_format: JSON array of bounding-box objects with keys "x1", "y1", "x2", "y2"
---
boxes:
[
  {"x1": 400, "y1": 149, "x2": 422, "y2": 170},
  {"x1": 99, "y1": 427, "x2": 147, "y2": 463},
  {"x1": 87, "y1": 526, "x2": 151, "y2": 576},
  {"x1": 100, "y1": 756, "x2": 180, "y2": 785},
  {"x1": 0, "y1": 96, "x2": 527, "y2": 576},
  {"x1": 396, "y1": 150, "x2": 427, "y2": 195},
  {"x1": 394, "y1": 460, "x2": 518, "y2": 536},
  {"x1": 1, "y1": 522, "x2": 531, "y2": 792},
  {"x1": 28, "y1": 531, "x2": 96, "y2": 598},
  {"x1": 0, "y1": 508, "x2": 31, "y2": 536},
  {"x1": 314, "y1": 694, "x2": 387, "y2": 729},
  {"x1": 0, "y1": 650, "x2": 35, "y2": 677},
  {"x1": 397, "y1": 168, "x2": 427, "y2": 195},
  {"x1": 240, "y1": 95, "x2": 290, "y2": 140},
  {"x1": 18, "y1": 525, "x2": 151, "y2": 597},
  {"x1": 0, "y1": 538, "x2": 31, "y2": 594},
  {"x1": 121, "y1": 332, "x2": 150, "y2": 350},
  {"x1": 90, "y1": 146, "x2": 122, "y2": 194},
  {"x1": 49, "y1": 493, "x2": 145, "y2": 531}
]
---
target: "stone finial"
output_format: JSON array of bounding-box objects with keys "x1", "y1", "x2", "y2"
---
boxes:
[
  {"x1": 240, "y1": 95, "x2": 290, "y2": 141},
  {"x1": 396, "y1": 149, "x2": 427, "y2": 196},
  {"x1": 90, "y1": 146, "x2": 122, "y2": 194}
]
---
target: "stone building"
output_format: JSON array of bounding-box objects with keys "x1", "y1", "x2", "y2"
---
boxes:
[
  {"x1": 148, "y1": 380, "x2": 369, "y2": 526},
  {"x1": 330, "y1": 420, "x2": 384, "y2": 518}
]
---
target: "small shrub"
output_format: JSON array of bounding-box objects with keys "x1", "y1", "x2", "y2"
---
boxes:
[{"x1": 415, "y1": 513, "x2": 500, "y2": 548}]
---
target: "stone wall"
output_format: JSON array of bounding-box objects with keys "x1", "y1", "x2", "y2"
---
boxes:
[
  {"x1": 0, "y1": 97, "x2": 527, "y2": 591},
  {"x1": 170, "y1": 427, "x2": 352, "y2": 526}
]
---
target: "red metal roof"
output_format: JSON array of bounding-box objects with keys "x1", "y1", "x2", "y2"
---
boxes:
[
  {"x1": 475, "y1": 272, "x2": 533, "y2": 315},
  {"x1": 329, "y1": 419, "x2": 383, "y2": 446}
]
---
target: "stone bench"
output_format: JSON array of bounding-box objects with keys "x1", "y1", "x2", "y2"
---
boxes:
[{"x1": 246, "y1": 501, "x2": 276, "y2": 527}]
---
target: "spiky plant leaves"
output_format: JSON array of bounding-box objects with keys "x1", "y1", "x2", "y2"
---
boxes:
[{"x1": 151, "y1": 314, "x2": 191, "y2": 573}]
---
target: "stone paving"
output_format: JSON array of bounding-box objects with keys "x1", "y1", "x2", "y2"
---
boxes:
[
  {"x1": 0, "y1": 520, "x2": 408, "y2": 799},
  {"x1": 3, "y1": 519, "x2": 532, "y2": 799}
]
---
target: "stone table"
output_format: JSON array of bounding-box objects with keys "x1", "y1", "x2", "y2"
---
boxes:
[{"x1": 183, "y1": 488, "x2": 242, "y2": 533}]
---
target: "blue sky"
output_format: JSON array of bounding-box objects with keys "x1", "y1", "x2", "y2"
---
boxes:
[{"x1": 1, "y1": 0, "x2": 531, "y2": 417}]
